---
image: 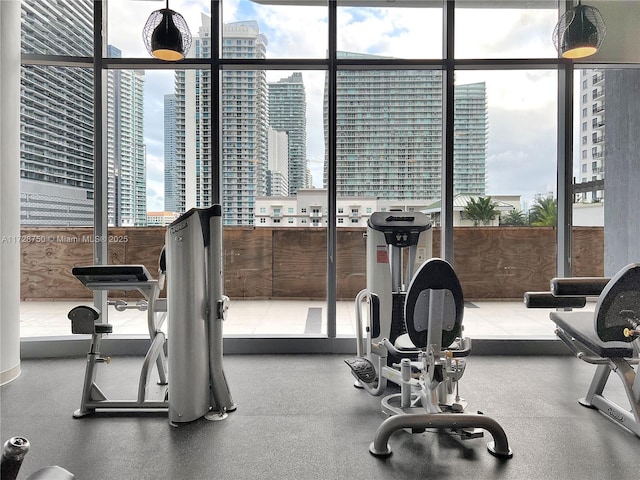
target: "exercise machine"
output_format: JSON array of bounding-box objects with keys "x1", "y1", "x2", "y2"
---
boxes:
[
  {"x1": 68, "y1": 252, "x2": 168, "y2": 417},
  {"x1": 345, "y1": 212, "x2": 513, "y2": 458},
  {"x1": 68, "y1": 204, "x2": 235, "y2": 425},
  {"x1": 525, "y1": 263, "x2": 640, "y2": 438},
  {"x1": 166, "y1": 204, "x2": 235, "y2": 424},
  {"x1": 2, "y1": 437, "x2": 74, "y2": 480}
]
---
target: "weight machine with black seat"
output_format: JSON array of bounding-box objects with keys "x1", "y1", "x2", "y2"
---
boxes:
[
  {"x1": 345, "y1": 212, "x2": 513, "y2": 458},
  {"x1": 525, "y1": 263, "x2": 640, "y2": 438},
  {"x1": 68, "y1": 205, "x2": 235, "y2": 425}
]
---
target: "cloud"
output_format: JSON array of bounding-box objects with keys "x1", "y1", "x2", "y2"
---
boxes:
[{"x1": 486, "y1": 103, "x2": 558, "y2": 205}]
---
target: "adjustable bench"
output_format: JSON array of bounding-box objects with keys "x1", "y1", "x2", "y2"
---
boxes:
[
  {"x1": 68, "y1": 251, "x2": 168, "y2": 417},
  {"x1": 525, "y1": 263, "x2": 640, "y2": 438}
]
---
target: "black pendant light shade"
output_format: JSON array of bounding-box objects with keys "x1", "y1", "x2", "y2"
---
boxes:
[
  {"x1": 143, "y1": 2, "x2": 192, "y2": 61},
  {"x1": 553, "y1": 1, "x2": 605, "y2": 59}
]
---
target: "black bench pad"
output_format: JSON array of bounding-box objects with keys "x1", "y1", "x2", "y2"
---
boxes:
[{"x1": 551, "y1": 311, "x2": 634, "y2": 358}]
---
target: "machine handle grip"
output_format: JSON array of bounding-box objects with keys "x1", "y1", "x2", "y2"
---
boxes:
[{"x1": 370, "y1": 294, "x2": 380, "y2": 339}]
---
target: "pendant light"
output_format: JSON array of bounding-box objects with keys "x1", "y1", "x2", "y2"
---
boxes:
[
  {"x1": 143, "y1": 0, "x2": 192, "y2": 61},
  {"x1": 553, "y1": 1, "x2": 606, "y2": 59}
]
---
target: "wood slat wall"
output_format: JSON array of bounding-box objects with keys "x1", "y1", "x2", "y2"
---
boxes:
[{"x1": 20, "y1": 226, "x2": 603, "y2": 301}]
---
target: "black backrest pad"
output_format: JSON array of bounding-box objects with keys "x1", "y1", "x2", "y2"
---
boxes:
[
  {"x1": 594, "y1": 263, "x2": 640, "y2": 342},
  {"x1": 404, "y1": 258, "x2": 464, "y2": 348}
]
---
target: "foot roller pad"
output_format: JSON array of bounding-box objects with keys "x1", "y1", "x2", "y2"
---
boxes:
[{"x1": 344, "y1": 357, "x2": 377, "y2": 383}]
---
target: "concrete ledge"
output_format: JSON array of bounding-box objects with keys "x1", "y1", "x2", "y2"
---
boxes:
[{"x1": 20, "y1": 335, "x2": 572, "y2": 358}]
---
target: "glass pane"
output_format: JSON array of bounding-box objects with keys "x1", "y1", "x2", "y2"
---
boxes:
[
  {"x1": 20, "y1": 65, "x2": 95, "y2": 337},
  {"x1": 455, "y1": 3, "x2": 558, "y2": 59},
  {"x1": 337, "y1": 3, "x2": 443, "y2": 59},
  {"x1": 108, "y1": 0, "x2": 211, "y2": 58},
  {"x1": 452, "y1": 70, "x2": 558, "y2": 339},
  {"x1": 334, "y1": 68, "x2": 442, "y2": 337},
  {"x1": 333, "y1": 68, "x2": 443, "y2": 200},
  {"x1": 228, "y1": 70, "x2": 328, "y2": 336},
  {"x1": 21, "y1": 66, "x2": 95, "y2": 225},
  {"x1": 223, "y1": 0, "x2": 328, "y2": 59},
  {"x1": 21, "y1": 0, "x2": 93, "y2": 56}
]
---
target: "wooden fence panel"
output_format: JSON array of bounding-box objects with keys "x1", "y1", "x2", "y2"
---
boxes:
[{"x1": 20, "y1": 226, "x2": 605, "y2": 301}]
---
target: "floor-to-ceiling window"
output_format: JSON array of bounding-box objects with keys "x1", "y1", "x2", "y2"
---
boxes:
[{"x1": 22, "y1": 0, "x2": 635, "y2": 349}]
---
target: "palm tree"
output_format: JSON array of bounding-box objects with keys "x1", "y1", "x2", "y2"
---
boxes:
[
  {"x1": 500, "y1": 210, "x2": 527, "y2": 226},
  {"x1": 529, "y1": 196, "x2": 557, "y2": 226},
  {"x1": 463, "y1": 196, "x2": 499, "y2": 226}
]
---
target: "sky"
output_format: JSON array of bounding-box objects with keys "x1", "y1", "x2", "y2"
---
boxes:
[{"x1": 108, "y1": 0, "x2": 567, "y2": 212}]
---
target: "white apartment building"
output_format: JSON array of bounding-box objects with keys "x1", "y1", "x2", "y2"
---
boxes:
[
  {"x1": 267, "y1": 128, "x2": 289, "y2": 197},
  {"x1": 147, "y1": 211, "x2": 180, "y2": 226},
  {"x1": 255, "y1": 189, "x2": 436, "y2": 228},
  {"x1": 577, "y1": 68, "x2": 605, "y2": 202}
]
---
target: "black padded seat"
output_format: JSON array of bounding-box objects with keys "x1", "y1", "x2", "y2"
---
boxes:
[
  {"x1": 551, "y1": 311, "x2": 634, "y2": 358},
  {"x1": 404, "y1": 258, "x2": 464, "y2": 349}
]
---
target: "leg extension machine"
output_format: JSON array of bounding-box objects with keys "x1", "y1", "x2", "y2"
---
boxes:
[{"x1": 346, "y1": 212, "x2": 513, "y2": 458}]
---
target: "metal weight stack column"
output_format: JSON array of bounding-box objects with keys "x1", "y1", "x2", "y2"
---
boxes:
[
  {"x1": 166, "y1": 205, "x2": 234, "y2": 424},
  {"x1": 207, "y1": 205, "x2": 235, "y2": 417},
  {"x1": 365, "y1": 212, "x2": 432, "y2": 345},
  {"x1": 167, "y1": 207, "x2": 211, "y2": 424}
]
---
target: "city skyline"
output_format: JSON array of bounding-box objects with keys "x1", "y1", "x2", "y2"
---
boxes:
[
  {"x1": 104, "y1": 1, "x2": 564, "y2": 212},
  {"x1": 23, "y1": 1, "x2": 580, "y2": 219}
]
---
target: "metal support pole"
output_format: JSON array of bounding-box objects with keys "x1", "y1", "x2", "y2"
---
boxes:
[
  {"x1": 557, "y1": 63, "x2": 573, "y2": 278},
  {"x1": 326, "y1": 0, "x2": 338, "y2": 339},
  {"x1": 441, "y1": 0, "x2": 455, "y2": 263},
  {"x1": 93, "y1": 0, "x2": 108, "y2": 319}
]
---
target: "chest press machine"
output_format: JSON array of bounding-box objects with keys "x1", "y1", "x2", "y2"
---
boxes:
[
  {"x1": 68, "y1": 205, "x2": 235, "y2": 425},
  {"x1": 525, "y1": 263, "x2": 640, "y2": 438},
  {"x1": 345, "y1": 212, "x2": 513, "y2": 459}
]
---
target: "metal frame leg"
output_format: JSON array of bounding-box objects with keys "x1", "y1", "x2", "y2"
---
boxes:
[{"x1": 369, "y1": 413, "x2": 513, "y2": 458}]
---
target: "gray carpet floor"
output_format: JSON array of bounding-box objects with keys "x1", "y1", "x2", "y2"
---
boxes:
[{"x1": 2, "y1": 354, "x2": 638, "y2": 480}]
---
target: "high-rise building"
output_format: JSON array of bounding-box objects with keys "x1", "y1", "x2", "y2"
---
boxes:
[
  {"x1": 20, "y1": 1, "x2": 146, "y2": 226},
  {"x1": 324, "y1": 53, "x2": 487, "y2": 200},
  {"x1": 267, "y1": 128, "x2": 289, "y2": 197},
  {"x1": 107, "y1": 45, "x2": 146, "y2": 227},
  {"x1": 268, "y1": 72, "x2": 307, "y2": 195},
  {"x1": 577, "y1": 69, "x2": 605, "y2": 202},
  {"x1": 20, "y1": 0, "x2": 94, "y2": 225},
  {"x1": 454, "y1": 82, "x2": 488, "y2": 195},
  {"x1": 164, "y1": 94, "x2": 178, "y2": 212},
  {"x1": 175, "y1": 17, "x2": 268, "y2": 225}
]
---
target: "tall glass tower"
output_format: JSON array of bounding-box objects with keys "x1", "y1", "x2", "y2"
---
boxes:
[
  {"x1": 107, "y1": 45, "x2": 146, "y2": 227},
  {"x1": 164, "y1": 94, "x2": 178, "y2": 212},
  {"x1": 324, "y1": 53, "x2": 487, "y2": 200},
  {"x1": 21, "y1": 1, "x2": 146, "y2": 226},
  {"x1": 268, "y1": 72, "x2": 307, "y2": 195},
  {"x1": 454, "y1": 82, "x2": 488, "y2": 196}
]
